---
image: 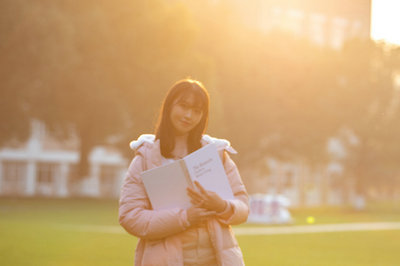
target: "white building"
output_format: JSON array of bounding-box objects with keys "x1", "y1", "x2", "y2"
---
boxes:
[
  {"x1": 244, "y1": 129, "x2": 360, "y2": 207},
  {"x1": 186, "y1": 0, "x2": 371, "y2": 49},
  {"x1": 235, "y1": 0, "x2": 371, "y2": 49},
  {"x1": 0, "y1": 121, "x2": 127, "y2": 198},
  {"x1": 245, "y1": 158, "x2": 356, "y2": 207}
]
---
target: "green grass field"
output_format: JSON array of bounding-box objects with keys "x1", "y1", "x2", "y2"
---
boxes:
[{"x1": 1, "y1": 197, "x2": 399, "y2": 266}]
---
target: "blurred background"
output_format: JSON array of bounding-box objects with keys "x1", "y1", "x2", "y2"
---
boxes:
[
  {"x1": 1, "y1": 1, "x2": 400, "y2": 265},
  {"x1": 1, "y1": 0, "x2": 399, "y2": 207}
]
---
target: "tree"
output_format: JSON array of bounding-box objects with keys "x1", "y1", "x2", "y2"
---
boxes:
[
  {"x1": 190, "y1": 5, "x2": 342, "y2": 166},
  {"x1": 187, "y1": 2, "x2": 400, "y2": 199},
  {"x1": 335, "y1": 40, "x2": 400, "y2": 197},
  {"x1": 0, "y1": 0, "x2": 206, "y2": 180}
]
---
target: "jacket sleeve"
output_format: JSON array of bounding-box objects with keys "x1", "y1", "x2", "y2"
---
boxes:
[
  {"x1": 216, "y1": 152, "x2": 249, "y2": 225},
  {"x1": 119, "y1": 154, "x2": 190, "y2": 240}
]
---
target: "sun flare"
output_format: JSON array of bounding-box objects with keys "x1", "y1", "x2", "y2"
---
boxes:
[{"x1": 371, "y1": 0, "x2": 400, "y2": 45}]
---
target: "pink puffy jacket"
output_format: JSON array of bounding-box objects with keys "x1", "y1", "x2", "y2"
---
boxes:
[{"x1": 119, "y1": 134, "x2": 249, "y2": 266}]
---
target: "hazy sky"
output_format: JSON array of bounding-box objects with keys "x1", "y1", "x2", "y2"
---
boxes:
[{"x1": 371, "y1": 0, "x2": 400, "y2": 45}]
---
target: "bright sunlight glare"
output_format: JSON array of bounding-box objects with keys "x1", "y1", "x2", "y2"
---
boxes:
[{"x1": 371, "y1": 0, "x2": 400, "y2": 45}]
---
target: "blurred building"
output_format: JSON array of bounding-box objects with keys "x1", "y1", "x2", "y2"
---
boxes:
[
  {"x1": 0, "y1": 121, "x2": 127, "y2": 198},
  {"x1": 194, "y1": 0, "x2": 371, "y2": 49},
  {"x1": 245, "y1": 158, "x2": 351, "y2": 207},
  {"x1": 241, "y1": 0, "x2": 371, "y2": 49},
  {"x1": 244, "y1": 129, "x2": 362, "y2": 207}
]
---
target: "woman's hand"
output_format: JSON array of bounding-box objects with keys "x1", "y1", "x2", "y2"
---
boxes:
[
  {"x1": 187, "y1": 181, "x2": 227, "y2": 213},
  {"x1": 186, "y1": 205, "x2": 216, "y2": 226}
]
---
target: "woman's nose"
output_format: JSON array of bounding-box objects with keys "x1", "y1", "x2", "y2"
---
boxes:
[{"x1": 184, "y1": 109, "x2": 193, "y2": 118}]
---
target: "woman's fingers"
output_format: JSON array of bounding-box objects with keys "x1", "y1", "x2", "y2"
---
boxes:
[
  {"x1": 188, "y1": 184, "x2": 225, "y2": 212},
  {"x1": 190, "y1": 199, "x2": 203, "y2": 206},
  {"x1": 187, "y1": 187, "x2": 205, "y2": 201},
  {"x1": 196, "y1": 208, "x2": 216, "y2": 218},
  {"x1": 200, "y1": 210, "x2": 217, "y2": 217},
  {"x1": 187, "y1": 186, "x2": 200, "y2": 195},
  {"x1": 187, "y1": 192, "x2": 203, "y2": 203},
  {"x1": 187, "y1": 206, "x2": 216, "y2": 225},
  {"x1": 194, "y1": 181, "x2": 208, "y2": 194},
  {"x1": 187, "y1": 187, "x2": 201, "y2": 196}
]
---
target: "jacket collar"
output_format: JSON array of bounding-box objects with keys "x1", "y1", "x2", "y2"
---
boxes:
[
  {"x1": 149, "y1": 138, "x2": 163, "y2": 168},
  {"x1": 130, "y1": 134, "x2": 237, "y2": 168}
]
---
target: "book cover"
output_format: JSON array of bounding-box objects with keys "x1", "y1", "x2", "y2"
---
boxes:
[
  {"x1": 183, "y1": 144, "x2": 234, "y2": 201},
  {"x1": 140, "y1": 143, "x2": 234, "y2": 210}
]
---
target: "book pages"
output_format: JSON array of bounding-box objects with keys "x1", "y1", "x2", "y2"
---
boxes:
[
  {"x1": 183, "y1": 144, "x2": 234, "y2": 200},
  {"x1": 141, "y1": 160, "x2": 192, "y2": 210}
]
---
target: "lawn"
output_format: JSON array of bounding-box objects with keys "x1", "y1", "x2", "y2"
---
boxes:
[{"x1": 0, "y1": 197, "x2": 399, "y2": 266}]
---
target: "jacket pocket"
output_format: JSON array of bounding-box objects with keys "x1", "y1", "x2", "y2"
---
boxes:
[{"x1": 142, "y1": 239, "x2": 169, "y2": 265}]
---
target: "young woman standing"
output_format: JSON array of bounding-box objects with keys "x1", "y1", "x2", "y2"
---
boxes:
[{"x1": 119, "y1": 79, "x2": 249, "y2": 265}]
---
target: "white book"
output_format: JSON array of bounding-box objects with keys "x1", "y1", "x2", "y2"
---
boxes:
[{"x1": 141, "y1": 143, "x2": 234, "y2": 210}]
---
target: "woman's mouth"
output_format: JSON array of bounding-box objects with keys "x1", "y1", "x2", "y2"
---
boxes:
[{"x1": 180, "y1": 120, "x2": 191, "y2": 127}]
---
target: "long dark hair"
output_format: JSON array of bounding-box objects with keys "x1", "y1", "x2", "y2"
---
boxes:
[{"x1": 155, "y1": 79, "x2": 210, "y2": 158}]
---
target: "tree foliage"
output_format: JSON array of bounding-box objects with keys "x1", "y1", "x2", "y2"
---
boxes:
[
  {"x1": 1, "y1": 1, "x2": 400, "y2": 194},
  {"x1": 187, "y1": 2, "x2": 400, "y2": 193},
  {"x1": 0, "y1": 0, "x2": 205, "y2": 179}
]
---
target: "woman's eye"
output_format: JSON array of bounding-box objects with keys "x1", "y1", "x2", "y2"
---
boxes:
[
  {"x1": 179, "y1": 103, "x2": 188, "y2": 109},
  {"x1": 193, "y1": 108, "x2": 202, "y2": 114}
]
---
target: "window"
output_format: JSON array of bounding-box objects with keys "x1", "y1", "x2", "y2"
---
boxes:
[
  {"x1": 309, "y1": 13, "x2": 327, "y2": 46},
  {"x1": 265, "y1": 6, "x2": 283, "y2": 31},
  {"x1": 68, "y1": 164, "x2": 79, "y2": 180},
  {"x1": 37, "y1": 163, "x2": 57, "y2": 184},
  {"x1": 1, "y1": 161, "x2": 27, "y2": 195},
  {"x1": 36, "y1": 162, "x2": 58, "y2": 195},
  {"x1": 286, "y1": 9, "x2": 305, "y2": 36},
  {"x1": 330, "y1": 17, "x2": 348, "y2": 49},
  {"x1": 329, "y1": 172, "x2": 343, "y2": 190},
  {"x1": 350, "y1": 20, "x2": 362, "y2": 37}
]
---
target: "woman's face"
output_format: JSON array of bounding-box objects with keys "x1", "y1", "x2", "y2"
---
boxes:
[{"x1": 170, "y1": 93, "x2": 203, "y2": 136}]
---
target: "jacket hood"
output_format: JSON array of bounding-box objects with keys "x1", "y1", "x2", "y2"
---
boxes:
[
  {"x1": 129, "y1": 134, "x2": 156, "y2": 150},
  {"x1": 129, "y1": 134, "x2": 237, "y2": 154}
]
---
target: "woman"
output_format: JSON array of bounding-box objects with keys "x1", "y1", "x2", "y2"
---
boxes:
[{"x1": 119, "y1": 79, "x2": 249, "y2": 265}]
